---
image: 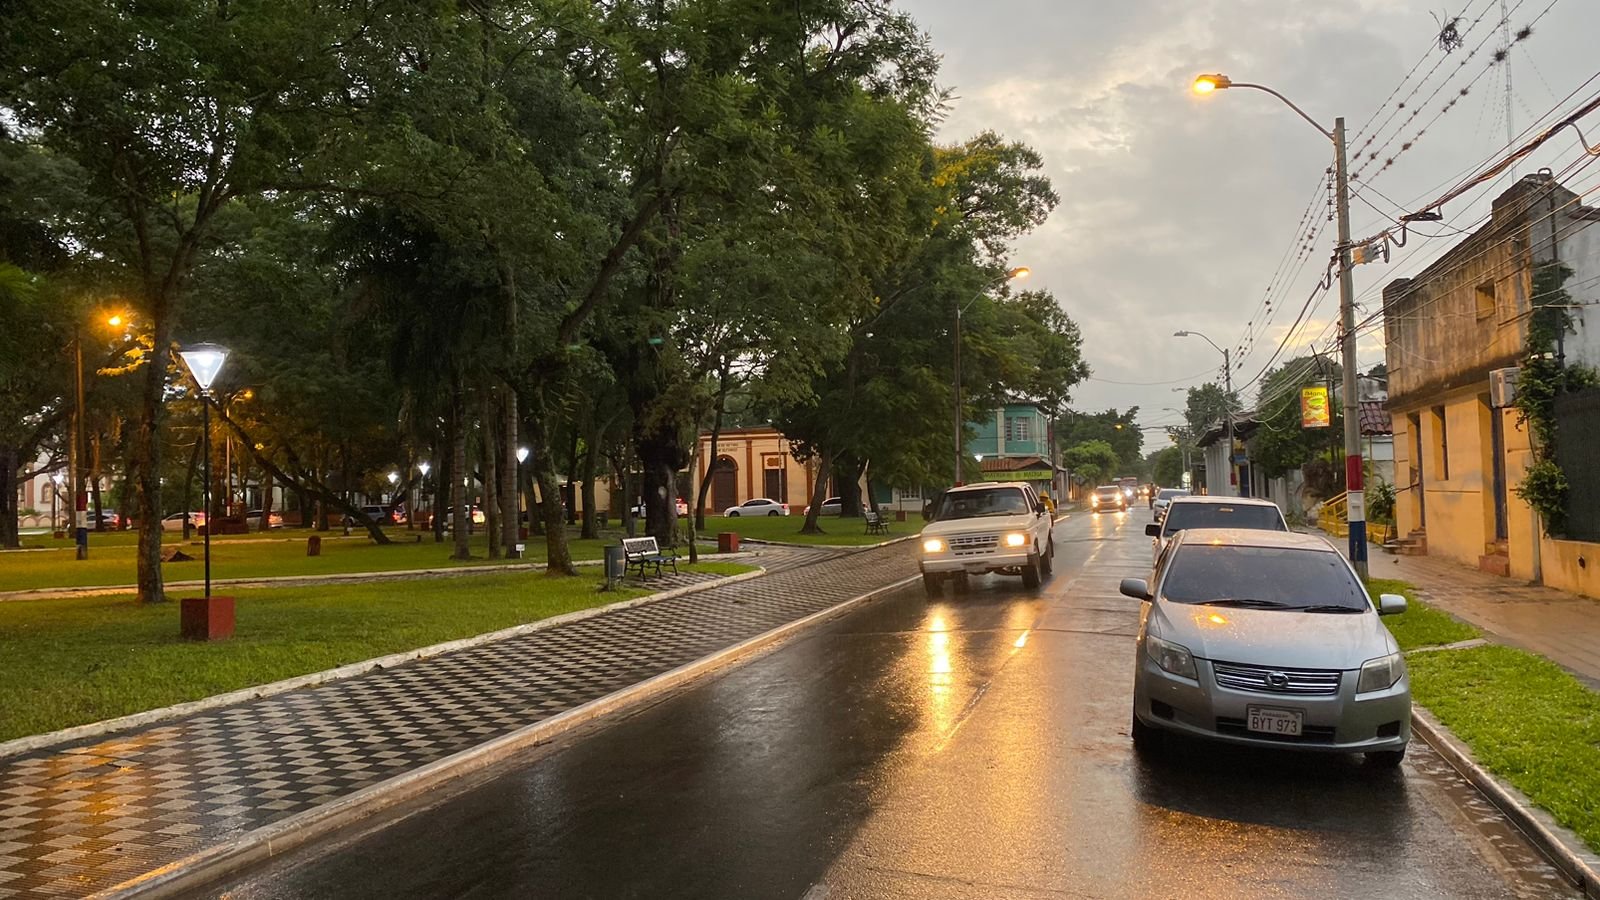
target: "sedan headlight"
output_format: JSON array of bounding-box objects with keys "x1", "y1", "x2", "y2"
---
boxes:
[
  {"x1": 1357, "y1": 652, "x2": 1405, "y2": 694},
  {"x1": 1003, "y1": 532, "x2": 1027, "y2": 548},
  {"x1": 1145, "y1": 634, "x2": 1198, "y2": 680},
  {"x1": 922, "y1": 538, "x2": 946, "y2": 553}
]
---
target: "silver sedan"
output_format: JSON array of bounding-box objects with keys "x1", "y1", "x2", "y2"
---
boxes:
[{"x1": 1121, "y1": 528, "x2": 1411, "y2": 767}]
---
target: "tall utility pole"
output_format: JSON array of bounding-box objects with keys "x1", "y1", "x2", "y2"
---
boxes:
[
  {"x1": 73, "y1": 326, "x2": 89, "y2": 560},
  {"x1": 1174, "y1": 329, "x2": 1233, "y2": 496},
  {"x1": 1192, "y1": 74, "x2": 1368, "y2": 577}
]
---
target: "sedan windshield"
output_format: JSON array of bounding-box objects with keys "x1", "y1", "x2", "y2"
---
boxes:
[
  {"x1": 1160, "y1": 545, "x2": 1369, "y2": 611},
  {"x1": 1161, "y1": 503, "x2": 1285, "y2": 536},
  {"x1": 935, "y1": 488, "x2": 1030, "y2": 519}
]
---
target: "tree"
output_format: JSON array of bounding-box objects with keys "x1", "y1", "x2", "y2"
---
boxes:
[
  {"x1": 1062, "y1": 440, "x2": 1120, "y2": 489},
  {"x1": 1249, "y1": 355, "x2": 1342, "y2": 481},
  {"x1": 1149, "y1": 445, "x2": 1185, "y2": 488},
  {"x1": 1184, "y1": 383, "x2": 1240, "y2": 437},
  {"x1": 1057, "y1": 408, "x2": 1142, "y2": 472}
]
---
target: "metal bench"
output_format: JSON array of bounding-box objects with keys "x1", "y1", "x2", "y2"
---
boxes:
[
  {"x1": 864, "y1": 510, "x2": 890, "y2": 535},
  {"x1": 620, "y1": 536, "x2": 678, "y2": 578}
]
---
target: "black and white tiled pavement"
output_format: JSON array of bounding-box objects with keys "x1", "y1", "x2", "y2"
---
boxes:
[{"x1": 0, "y1": 541, "x2": 913, "y2": 898}]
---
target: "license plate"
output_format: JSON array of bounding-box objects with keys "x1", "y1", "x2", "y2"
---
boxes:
[{"x1": 1246, "y1": 706, "x2": 1303, "y2": 736}]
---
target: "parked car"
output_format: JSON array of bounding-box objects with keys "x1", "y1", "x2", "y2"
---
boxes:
[
  {"x1": 433, "y1": 505, "x2": 487, "y2": 527},
  {"x1": 160, "y1": 512, "x2": 206, "y2": 532},
  {"x1": 803, "y1": 497, "x2": 844, "y2": 516},
  {"x1": 1090, "y1": 484, "x2": 1128, "y2": 513},
  {"x1": 918, "y1": 481, "x2": 1055, "y2": 596},
  {"x1": 1152, "y1": 488, "x2": 1190, "y2": 521},
  {"x1": 724, "y1": 498, "x2": 789, "y2": 517},
  {"x1": 1148, "y1": 495, "x2": 1287, "y2": 563},
  {"x1": 630, "y1": 498, "x2": 690, "y2": 517},
  {"x1": 90, "y1": 509, "x2": 122, "y2": 528},
  {"x1": 1121, "y1": 528, "x2": 1410, "y2": 767},
  {"x1": 245, "y1": 509, "x2": 284, "y2": 529}
]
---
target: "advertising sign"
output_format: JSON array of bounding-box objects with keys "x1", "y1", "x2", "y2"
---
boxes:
[{"x1": 1300, "y1": 386, "x2": 1331, "y2": 428}]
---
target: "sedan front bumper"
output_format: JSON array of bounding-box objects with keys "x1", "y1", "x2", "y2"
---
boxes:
[{"x1": 1133, "y1": 654, "x2": 1411, "y2": 753}]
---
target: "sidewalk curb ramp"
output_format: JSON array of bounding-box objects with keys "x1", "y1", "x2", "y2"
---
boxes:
[
  {"x1": 0, "y1": 569, "x2": 765, "y2": 761},
  {"x1": 91, "y1": 572, "x2": 920, "y2": 899},
  {"x1": 1412, "y1": 707, "x2": 1600, "y2": 898}
]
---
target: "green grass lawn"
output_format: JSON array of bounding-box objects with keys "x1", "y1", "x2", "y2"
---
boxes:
[
  {"x1": 700, "y1": 513, "x2": 905, "y2": 546},
  {"x1": 0, "y1": 530, "x2": 626, "y2": 593},
  {"x1": 1367, "y1": 578, "x2": 1481, "y2": 650},
  {"x1": 0, "y1": 561, "x2": 754, "y2": 741},
  {"x1": 1407, "y1": 645, "x2": 1600, "y2": 852}
]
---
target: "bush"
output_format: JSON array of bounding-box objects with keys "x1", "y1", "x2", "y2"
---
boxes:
[{"x1": 1368, "y1": 481, "x2": 1396, "y2": 525}]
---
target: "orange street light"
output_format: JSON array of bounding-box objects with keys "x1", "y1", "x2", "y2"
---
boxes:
[{"x1": 1192, "y1": 74, "x2": 1231, "y2": 94}]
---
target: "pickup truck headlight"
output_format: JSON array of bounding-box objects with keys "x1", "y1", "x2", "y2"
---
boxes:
[
  {"x1": 1357, "y1": 652, "x2": 1404, "y2": 693},
  {"x1": 1003, "y1": 532, "x2": 1027, "y2": 548},
  {"x1": 1090, "y1": 495, "x2": 1100, "y2": 506},
  {"x1": 1145, "y1": 634, "x2": 1197, "y2": 680},
  {"x1": 922, "y1": 538, "x2": 946, "y2": 553}
]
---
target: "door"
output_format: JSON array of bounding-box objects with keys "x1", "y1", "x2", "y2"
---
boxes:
[
  {"x1": 1487, "y1": 398, "x2": 1509, "y2": 541},
  {"x1": 710, "y1": 457, "x2": 738, "y2": 512},
  {"x1": 763, "y1": 462, "x2": 786, "y2": 503},
  {"x1": 1409, "y1": 412, "x2": 1426, "y2": 528}
]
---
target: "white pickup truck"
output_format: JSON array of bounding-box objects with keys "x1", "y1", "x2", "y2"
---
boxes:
[{"x1": 918, "y1": 482, "x2": 1056, "y2": 597}]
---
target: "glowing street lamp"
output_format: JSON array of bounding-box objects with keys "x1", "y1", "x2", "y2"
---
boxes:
[{"x1": 178, "y1": 343, "x2": 229, "y2": 599}]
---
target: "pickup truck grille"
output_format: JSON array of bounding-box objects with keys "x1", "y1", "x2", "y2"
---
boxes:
[{"x1": 948, "y1": 534, "x2": 999, "y2": 557}]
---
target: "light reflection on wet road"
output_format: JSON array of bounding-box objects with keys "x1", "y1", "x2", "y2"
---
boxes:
[{"x1": 211, "y1": 511, "x2": 1577, "y2": 899}]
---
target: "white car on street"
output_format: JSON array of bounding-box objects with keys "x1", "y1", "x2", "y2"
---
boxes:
[
  {"x1": 1148, "y1": 495, "x2": 1287, "y2": 564},
  {"x1": 1123, "y1": 528, "x2": 1410, "y2": 766},
  {"x1": 917, "y1": 482, "x2": 1055, "y2": 596},
  {"x1": 724, "y1": 498, "x2": 789, "y2": 517}
]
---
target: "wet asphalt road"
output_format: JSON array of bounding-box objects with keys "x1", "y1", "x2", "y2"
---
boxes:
[{"x1": 211, "y1": 511, "x2": 1577, "y2": 899}]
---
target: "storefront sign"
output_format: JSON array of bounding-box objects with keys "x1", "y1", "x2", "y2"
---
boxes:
[
  {"x1": 984, "y1": 470, "x2": 1052, "y2": 482},
  {"x1": 1300, "y1": 386, "x2": 1331, "y2": 428}
]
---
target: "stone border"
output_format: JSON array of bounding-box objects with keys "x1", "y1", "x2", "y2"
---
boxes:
[
  {"x1": 738, "y1": 534, "x2": 916, "y2": 550},
  {"x1": 93, "y1": 572, "x2": 920, "y2": 899},
  {"x1": 0, "y1": 569, "x2": 765, "y2": 761},
  {"x1": 1412, "y1": 706, "x2": 1600, "y2": 898}
]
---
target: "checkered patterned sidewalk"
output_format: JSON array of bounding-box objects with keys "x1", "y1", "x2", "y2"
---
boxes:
[{"x1": 0, "y1": 542, "x2": 912, "y2": 898}]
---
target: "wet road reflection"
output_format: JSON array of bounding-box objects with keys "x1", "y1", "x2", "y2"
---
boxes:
[{"x1": 212, "y1": 512, "x2": 1577, "y2": 900}]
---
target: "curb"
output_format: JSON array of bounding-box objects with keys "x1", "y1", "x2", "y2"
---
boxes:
[
  {"x1": 0, "y1": 569, "x2": 766, "y2": 761},
  {"x1": 0, "y1": 552, "x2": 760, "y2": 602},
  {"x1": 739, "y1": 534, "x2": 917, "y2": 550},
  {"x1": 1412, "y1": 706, "x2": 1600, "y2": 898},
  {"x1": 94, "y1": 572, "x2": 920, "y2": 899}
]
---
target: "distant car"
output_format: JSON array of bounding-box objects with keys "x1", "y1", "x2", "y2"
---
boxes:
[
  {"x1": 436, "y1": 505, "x2": 487, "y2": 527},
  {"x1": 245, "y1": 509, "x2": 284, "y2": 529},
  {"x1": 90, "y1": 510, "x2": 121, "y2": 528},
  {"x1": 1148, "y1": 495, "x2": 1288, "y2": 563},
  {"x1": 725, "y1": 498, "x2": 788, "y2": 517},
  {"x1": 1152, "y1": 488, "x2": 1190, "y2": 521},
  {"x1": 161, "y1": 512, "x2": 206, "y2": 532},
  {"x1": 1090, "y1": 485, "x2": 1128, "y2": 513},
  {"x1": 803, "y1": 497, "x2": 844, "y2": 516},
  {"x1": 631, "y1": 498, "x2": 691, "y2": 517},
  {"x1": 1123, "y1": 528, "x2": 1410, "y2": 766}
]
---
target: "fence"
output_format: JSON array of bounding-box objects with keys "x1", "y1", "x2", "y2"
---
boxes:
[{"x1": 1555, "y1": 386, "x2": 1600, "y2": 542}]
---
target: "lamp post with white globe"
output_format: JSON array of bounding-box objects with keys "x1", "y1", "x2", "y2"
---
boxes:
[{"x1": 178, "y1": 344, "x2": 229, "y2": 599}]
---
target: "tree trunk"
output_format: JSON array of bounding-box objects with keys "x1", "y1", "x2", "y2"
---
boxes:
[
  {"x1": 579, "y1": 417, "x2": 603, "y2": 540},
  {"x1": 259, "y1": 468, "x2": 274, "y2": 533},
  {"x1": 637, "y1": 424, "x2": 685, "y2": 547},
  {"x1": 799, "y1": 452, "x2": 834, "y2": 534},
  {"x1": 131, "y1": 325, "x2": 172, "y2": 603},
  {"x1": 565, "y1": 428, "x2": 581, "y2": 526},
  {"x1": 500, "y1": 388, "x2": 520, "y2": 558},
  {"x1": 835, "y1": 453, "x2": 864, "y2": 517},
  {"x1": 0, "y1": 447, "x2": 18, "y2": 549},
  {"x1": 482, "y1": 393, "x2": 502, "y2": 560},
  {"x1": 694, "y1": 360, "x2": 733, "y2": 530},
  {"x1": 91, "y1": 433, "x2": 105, "y2": 532},
  {"x1": 450, "y1": 390, "x2": 470, "y2": 561}
]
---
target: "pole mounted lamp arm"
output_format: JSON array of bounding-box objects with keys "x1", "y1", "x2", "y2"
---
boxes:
[
  {"x1": 1173, "y1": 329, "x2": 1225, "y2": 357},
  {"x1": 1193, "y1": 74, "x2": 1333, "y2": 142}
]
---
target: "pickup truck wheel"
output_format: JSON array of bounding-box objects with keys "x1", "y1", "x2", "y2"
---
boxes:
[
  {"x1": 1041, "y1": 540, "x2": 1054, "y2": 575},
  {"x1": 1021, "y1": 553, "x2": 1042, "y2": 589},
  {"x1": 921, "y1": 573, "x2": 943, "y2": 599}
]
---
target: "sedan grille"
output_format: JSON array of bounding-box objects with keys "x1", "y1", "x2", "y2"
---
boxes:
[
  {"x1": 1212, "y1": 661, "x2": 1342, "y2": 696},
  {"x1": 948, "y1": 534, "x2": 999, "y2": 557}
]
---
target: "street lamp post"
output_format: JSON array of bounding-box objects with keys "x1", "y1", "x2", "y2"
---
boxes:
[
  {"x1": 418, "y1": 461, "x2": 435, "y2": 541},
  {"x1": 1193, "y1": 73, "x2": 1367, "y2": 577},
  {"x1": 955, "y1": 267, "x2": 1029, "y2": 487},
  {"x1": 178, "y1": 344, "x2": 230, "y2": 599},
  {"x1": 1174, "y1": 330, "x2": 1232, "y2": 496}
]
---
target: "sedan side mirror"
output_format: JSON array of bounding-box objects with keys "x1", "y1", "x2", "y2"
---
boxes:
[
  {"x1": 1377, "y1": 593, "x2": 1408, "y2": 616},
  {"x1": 1119, "y1": 578, "x2": 1152, "y2": 602},
  {"x1": 1145, "y1": 523, "x2": 1160, "y2": 537}
]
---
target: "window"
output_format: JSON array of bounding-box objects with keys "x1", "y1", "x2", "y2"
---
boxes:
[
  {"x1": 1475, "y1": 282, "x2": 1496, "y2": 320},
  {"x1": 1159, "y1": 545, "x2": 1367, "y2": 611},
  {"x1": 1005, "y1": 416, "x2": 1032, "y2": 442},
  {"x1": 1432, "y1": 405, "x2": 1449, "y2": 480},
  {"x1": 898, "y1": 485, "x2": 922, "y2": 501}
]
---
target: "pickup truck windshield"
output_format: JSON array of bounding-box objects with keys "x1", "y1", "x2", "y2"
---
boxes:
[{"x1": 934, "y1": 488, "x2": 1030, "y2": 520}]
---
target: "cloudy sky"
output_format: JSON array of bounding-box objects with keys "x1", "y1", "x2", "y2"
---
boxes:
[{"x1": 900, "y1": 0, "x2": 1600, "y2": 434}]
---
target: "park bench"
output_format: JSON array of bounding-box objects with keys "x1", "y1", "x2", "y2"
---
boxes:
[
  {"x1": 621, "y1": 536, "x2": 679, "y2": 578},
  {"x1": 864, "y1": 510, "x2": 891, "y2": 535}
]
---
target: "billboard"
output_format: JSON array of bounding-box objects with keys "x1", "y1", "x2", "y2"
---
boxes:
[{"x1": 1300, "y1": 386, "x2": 1331, "y2": 428}]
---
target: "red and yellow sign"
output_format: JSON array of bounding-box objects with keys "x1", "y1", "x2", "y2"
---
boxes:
[{"x1": 1300, "y1": 386, "x2": 1331, "y2": 428}]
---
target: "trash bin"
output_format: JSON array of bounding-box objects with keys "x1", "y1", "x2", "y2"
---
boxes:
[
  {"x1": 603, "y1": 543, "x2": 627, "y2": 587},
  {"x1": 717, "y1": 532, "x2": 740, "y2": 553},
  {"x1": 306, "y1": 535, "x2": 322, "y2": 557}
]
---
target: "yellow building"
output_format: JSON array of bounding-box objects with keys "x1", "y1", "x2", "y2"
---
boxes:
[
  {"x1": 1384, "y1": 173, "x2": 1600, "y2": 597},
  {"x1": 692, "y1": 427, "x2": 818, "y2": 513}
]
